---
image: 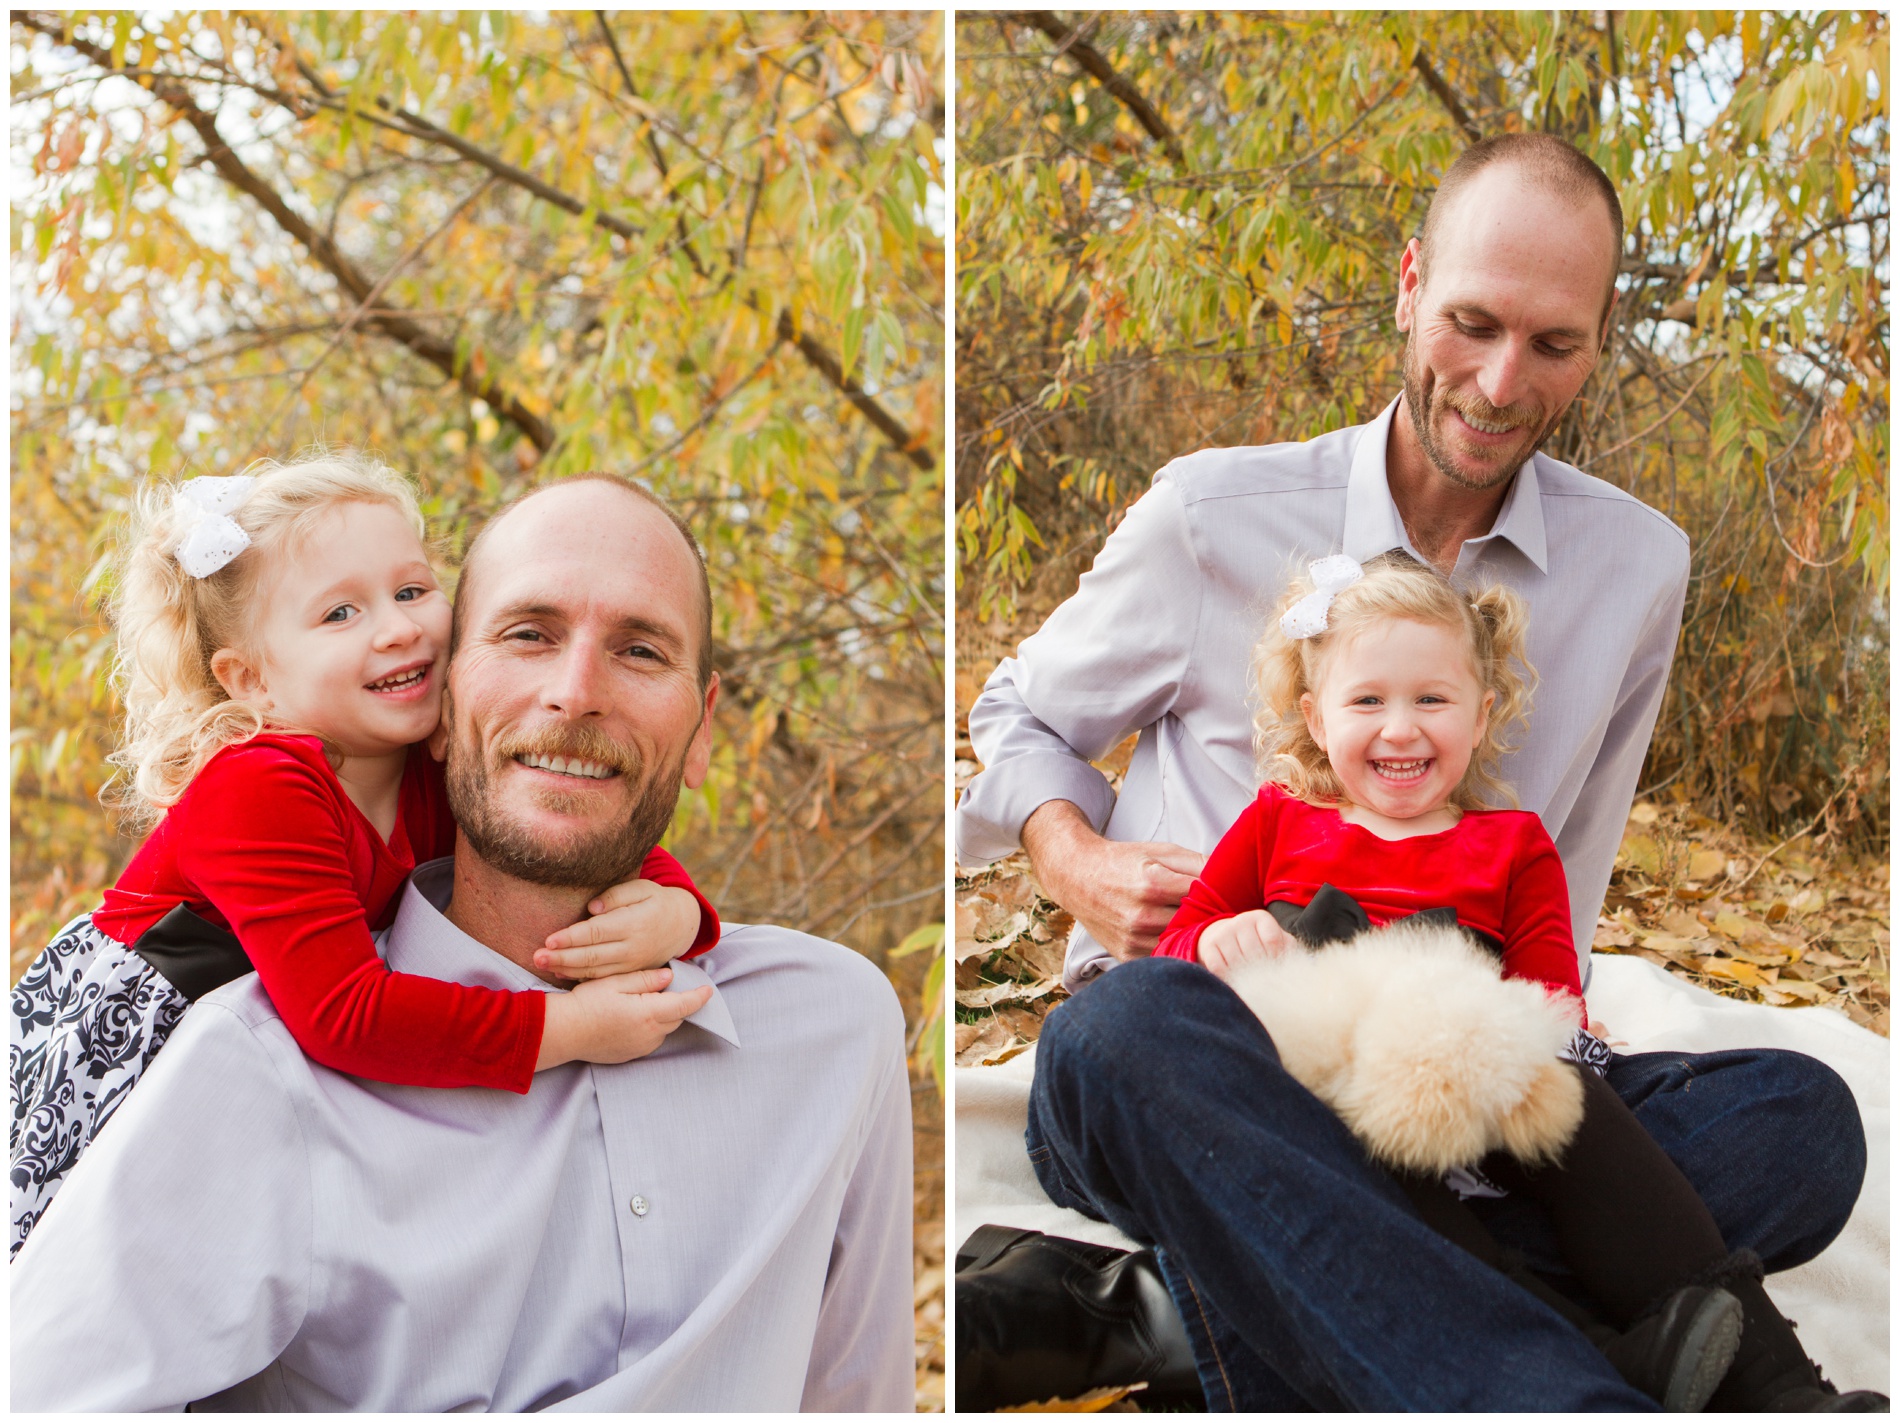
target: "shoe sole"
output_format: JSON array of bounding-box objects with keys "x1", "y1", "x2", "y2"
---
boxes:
[{"x1": 1665, "y1": 1292, "x2": 1745, "y2": 1412}]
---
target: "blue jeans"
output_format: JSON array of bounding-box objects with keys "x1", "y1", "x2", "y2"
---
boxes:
[{"x1": 1025, "y1": 956, "x2": 1867, "y2": 1412}]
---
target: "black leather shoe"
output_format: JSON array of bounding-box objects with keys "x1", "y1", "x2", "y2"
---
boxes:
[
  {"x1": 954, "y1": 1225, "x2": 1204, "y2": 1411},
  {"x1": 1600, "y1": 1285, "x2": 1743, "y2": 1412}
]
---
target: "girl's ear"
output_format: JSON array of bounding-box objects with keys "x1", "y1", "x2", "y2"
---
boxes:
[
  {"x1": 1473, "y1": 687, "x2": 1496, "y2": 748},
  {"x1": 1300, "y1": 691, "x2": 1326, "y2": 752},
  {"x1": 210, "y1": 647, "x2": 269, "y2": 710}
]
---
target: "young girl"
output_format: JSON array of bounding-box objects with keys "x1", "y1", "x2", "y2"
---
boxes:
[
  {"x1": 12, "y1": 452, "x2": 720, "y2": 1258},
  {"x1": 1157, "y1": 551, "x2": 1877, "y2": 1413}
]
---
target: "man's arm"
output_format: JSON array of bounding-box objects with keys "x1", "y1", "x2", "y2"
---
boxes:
[
  {"x1": 11, "y1": 998, "x2": 311, "y2": 1410},
  {"x1": 798, "y1": 1034, "x2": 914, "y2": 1412},
  {"x1": 1553, "y1": 537, "x2": 1691, "y2": 978},
  {"x1": 958, "y1": 477, "x2": 1208, "y2": 956}
]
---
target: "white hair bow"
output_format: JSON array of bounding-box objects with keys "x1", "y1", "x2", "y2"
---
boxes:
[
  {"x1": 171, "y1": 475, "x2": 257, "y2": 578},
  {"x1": 1279, "y1": 554, "x2": 1365, "y2": 640}
]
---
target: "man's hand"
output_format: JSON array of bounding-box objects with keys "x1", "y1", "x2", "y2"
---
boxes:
[
  {"x1": 1021, "y1": 800, "x2": 1206, "y2": 960},
  {"x1": 1197, "y1": 909, "x2": 1299, "y2": 981},
  {"x1": 535, "y1": 967, "x2": 714, "y2": 1069},
  {"x1": 533, "y1": 880, "x2": 699, "y2": 980}
]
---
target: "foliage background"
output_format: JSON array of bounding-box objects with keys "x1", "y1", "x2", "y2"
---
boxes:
[
  {"x1": 956, "y1": 10, "x2": 1888, "y2": 849},
  {"x1": 11, "y1": 11, "x2": 944, "y2": 1407}
]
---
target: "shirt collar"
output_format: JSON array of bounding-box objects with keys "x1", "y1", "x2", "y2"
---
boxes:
[
  {"x1": 1343, "y1": 396, "x2": 1550, "y2": 574},
  {"x1": 384, "y1": 858, "x2": 741, "y2": 1047}
]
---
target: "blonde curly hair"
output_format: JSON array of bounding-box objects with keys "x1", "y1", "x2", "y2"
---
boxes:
[
  {"x1": 104, "y1": 448, "x2": 429, "y2": 828},
  {"x1": 1250, "y1": 550, "x2": 1537, "y2": 811}
]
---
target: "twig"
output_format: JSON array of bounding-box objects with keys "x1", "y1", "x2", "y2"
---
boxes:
[
  {"x1": 239, "y1": 176, "x2": 494, "y2": 466},
  {"x1": 1728, "y1": 780, "x2": 1854, "y2": 895}
]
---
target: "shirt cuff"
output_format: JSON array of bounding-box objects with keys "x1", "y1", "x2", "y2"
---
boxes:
[{"x1": 955, "y1": 753, "x2": 1117, "y2": 866}]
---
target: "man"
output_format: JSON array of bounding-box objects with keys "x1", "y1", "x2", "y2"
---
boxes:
[
  {"x1": 12, "y1": 478, "x2": 915, "y2": 1411},
  {"x1": 958, "y1": 135, "x2": 1866, "y2": 1408}
]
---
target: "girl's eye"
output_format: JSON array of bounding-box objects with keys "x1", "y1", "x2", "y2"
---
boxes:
[
  {"x1": 394, "y1": 585, "x2": 422, "y2": 603},
  {"x1": 322, "y1": 604, "x2": 355, "y2": 624}
]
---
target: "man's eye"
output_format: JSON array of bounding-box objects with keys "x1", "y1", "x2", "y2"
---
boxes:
[
  {"x1": 1538, "y1": 342, "x2": 1576, "y2": 358},
  {"x1": 503, "y1": 627, "x2": 546, "y2": 643},
  {"x1": 1453, "y1": 319, "x2": 1491, "y2": 338},
  {"x1": 623, "y1": 644, "x2": 661, "y2": 661}
]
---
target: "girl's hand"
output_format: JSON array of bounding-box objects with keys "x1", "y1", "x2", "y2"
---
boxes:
[
  {"x1": 1198, "y1": 909, "x2": 1299, "y2": 981},
  {"x1": 535, "y1": 967, "x2": 716, "y2": 1069},
  {"x1": 534, "y1": 880, "x2": 700, "y2": 980}
]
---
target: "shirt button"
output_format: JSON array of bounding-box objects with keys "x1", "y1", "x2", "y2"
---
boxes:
[{"x1": 630, "y1": 1195, "x2": 650, "y2": 1217}]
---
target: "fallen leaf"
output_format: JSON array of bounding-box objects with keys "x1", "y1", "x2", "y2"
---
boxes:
[
  {"x1": 1687, "y1": 848, "x2": 1728, "y2": 881},
  {"x1": 1764, "y1": 978, "x2": 1828, "y2": 1002},
  {"x1": 1000, "y1": 1383, "x2": 1148, "y2": 1412},
  {"x1": 956, "y1": 974, "x2": 1063, "y2": 1010},
  {"x1": 1712, "y1": 910, "x2": 1768, "y2": 943},
  {"x1": 1639, "y1": 932, "x2": 1702, "y2": 957},
  {"x1": 1593, "y1": 919, "x2": 1634, "y2": 949},
  {"x1": 1660, "y1": 910, "x2": 1707, "y2": 939},
  {"x1": 1628, "y1": 802, "x2": 1661, "y2": 826},
  {"x1": 1619, "y1": 832, "x2": 1662, "y2": 875},
  {"x1": 1699, "y1": 957, "x2": 1771, "y2": 988},
  {"x1": 954, "y1": 1017, "x2": 1013, "y2": 1067}
]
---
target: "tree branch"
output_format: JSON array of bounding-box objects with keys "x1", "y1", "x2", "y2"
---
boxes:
[
  {"x1": 1411, "y1": 47, "x2": 1484, "y2": 144},
  {"x1": 1008, "y1": 11, "x2": 1187, "y2": 167},
  {"x1": 294, "y1": 39, "x2": 933, "y2": 470},
  {"x1": 17, "y1": 13, "x2": 555, "y2": 451}
]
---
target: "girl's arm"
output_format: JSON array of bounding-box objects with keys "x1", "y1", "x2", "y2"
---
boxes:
[
  {"x1": 635, "y1": 845, "x2": 719, "y2": 957},
  {"x1": 1153, "y1": 795, "x2": 1273, "y2": 962},
  {"x1": 1499, "y1": 821, "x2": 1587, "y2": 1018},
  {"x1": 179, "y1": 747, "x2": 546, "y2": 1091}
]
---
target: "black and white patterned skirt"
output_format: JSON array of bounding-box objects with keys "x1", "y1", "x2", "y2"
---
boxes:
[{"x1": 10, "y1": 914, "x2": 188, "y2": 1259}]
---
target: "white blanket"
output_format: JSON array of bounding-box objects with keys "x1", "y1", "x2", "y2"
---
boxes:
[{"x1": 954, "y1": 953, "x2": 1890, "y2": 1393}]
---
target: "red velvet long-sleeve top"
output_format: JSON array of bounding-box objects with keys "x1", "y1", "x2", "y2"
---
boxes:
[
  {"x1": 1156, "y1": 784, "x2": 1583, "y2": 1015},
  {"x1": 92, "y1": 734, "x2": 719, "y2": 1094}
]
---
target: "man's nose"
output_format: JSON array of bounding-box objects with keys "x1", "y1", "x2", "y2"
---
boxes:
[
  {"x1": 1473, "y1": 336, "x2": 1534, "y2": 413},
  {"x1": 540, "y1": 643, "x2": 611, "y2": 718}
]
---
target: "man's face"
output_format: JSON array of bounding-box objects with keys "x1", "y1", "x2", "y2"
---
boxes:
[
  {"x1": 1395, "y1": 166, "x2": 1618, "y2": 491},
  {"x1": 441, "y1": 483, "x2": 717, "y2": 890}
]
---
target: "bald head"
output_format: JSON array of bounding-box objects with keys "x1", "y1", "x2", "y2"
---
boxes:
[
  {"x1": 452, "y1": 474, "x2": 714, "y2": 691},
  {"x1": 1419, "y1": 133, "x2": 1624, "y2": 320}
]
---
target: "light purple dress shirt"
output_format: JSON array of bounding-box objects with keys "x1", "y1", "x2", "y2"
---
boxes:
[
  {"x1": 960, "y1": 397, "x2": 1690, "y2": 990},
  {"x1": 10, "y1": 858, "x2": 914, "y2": 1412}
]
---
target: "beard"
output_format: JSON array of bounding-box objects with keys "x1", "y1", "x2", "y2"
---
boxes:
[
  {"x1": 1400, "y1": 329, "x2": 1563, "y2": 492},
  {"x1": 444, "y1": 711, "x2": 687, "y2": 891}
]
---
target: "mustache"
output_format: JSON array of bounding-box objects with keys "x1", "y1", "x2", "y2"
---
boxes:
[
  {"x1": 491, "y1": 723, "x2": 640, "y2": 777},
  {"x1": 1439, "y1": 386, "x2": 1540, "y2": 430}
]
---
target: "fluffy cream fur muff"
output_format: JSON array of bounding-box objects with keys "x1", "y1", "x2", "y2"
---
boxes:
[{"x1": 1227, "y1": 920, "x2": 1585, "y2": 1176}]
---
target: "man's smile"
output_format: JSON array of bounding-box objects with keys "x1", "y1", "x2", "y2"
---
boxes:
[{"x1": 514, "y1": 753, "x2": 618, "y2": 781}]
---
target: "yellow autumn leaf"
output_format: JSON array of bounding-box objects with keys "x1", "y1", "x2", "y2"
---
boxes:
[{"x1": 1001, "y1": 1383, "x2": 1148, "y2": 1412}]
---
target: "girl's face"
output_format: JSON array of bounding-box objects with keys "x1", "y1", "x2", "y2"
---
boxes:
[
  {"x1": 1300, "y1": 616, "x2": 1494, "y2": 823},
  {"x1": 215, "y1": 502, "x2": 451, "y2": 758}
]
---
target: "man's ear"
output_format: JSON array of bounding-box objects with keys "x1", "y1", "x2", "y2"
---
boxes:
[
  {"x1": 681, "y1": 672, "x2": 720, "y2": 790},
  {"x1": 1394, "y1": 237, "x2": 1424, "y2": 333},
  {"x1": 1299, "y1": 691, "x2": 1326, "y2": 753},
  {"x1": 1597, "y1": 284, "x2": 1620, "y2": 355},
  {"x1": 210, "y1": 647, "x2": 269, "y2": 711}
]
